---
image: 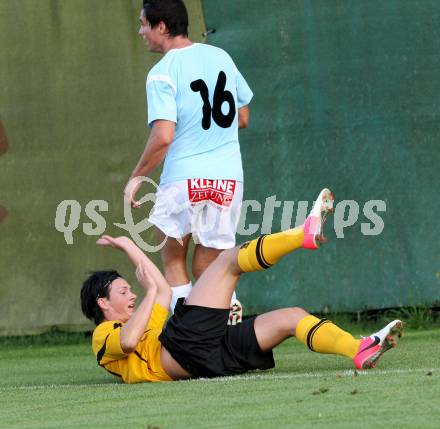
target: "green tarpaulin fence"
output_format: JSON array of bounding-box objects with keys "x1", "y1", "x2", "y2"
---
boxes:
[
  {"x1": 0, "y1": 0, "x2": 438, "y2": 335},
  {"x1": 0, "y1": 0, "x2": 206, "y2": 335},
  {"x1": 202, "y1": 0, "x2": 439, "y2": 314}
]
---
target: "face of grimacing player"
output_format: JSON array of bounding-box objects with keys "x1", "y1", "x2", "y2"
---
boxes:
[
  {"x1": 100, "y1": 278, "x2": 137, "y2": 323},
  {"x1": 138, "y1": 9, "x2": 165, "y2": 53}
]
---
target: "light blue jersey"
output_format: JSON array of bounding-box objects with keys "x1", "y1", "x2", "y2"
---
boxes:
[{"x1": 146, "y1": 43, "x2": 253, "y2": 185}]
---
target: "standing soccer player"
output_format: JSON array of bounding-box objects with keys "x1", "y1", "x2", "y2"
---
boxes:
[{"x1": 125, "y1": 0, "x2": 253, "y2": 319}]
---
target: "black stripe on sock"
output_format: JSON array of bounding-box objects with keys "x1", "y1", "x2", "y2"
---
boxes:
[
  {"x1": 306, "y1": 318, "x2": 329, "y2": 351},
  {"x1": 259, "y1": 235, "x2": 272, "y2": 268},
  {"x1": 309, "y1": 320, "x2": 330, "y2": 351},
  {"x1": 256, "y1": 235, "x2": 272, "y2": 269}
]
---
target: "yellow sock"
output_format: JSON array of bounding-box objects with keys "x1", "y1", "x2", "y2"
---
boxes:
[
  {"x1": 237, "y1": 227, "x2": 304, "y2": 272},
  {"x1": 295, "y1": 315, "x2": 360, "y2": 358}
]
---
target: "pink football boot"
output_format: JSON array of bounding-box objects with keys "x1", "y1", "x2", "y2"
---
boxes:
[
  {"x1": 302, "y1": 188, "x2": 335, "y2": 249},
  {"x1": 353, "y1": 320, "x2": 403, "y2": 369}
]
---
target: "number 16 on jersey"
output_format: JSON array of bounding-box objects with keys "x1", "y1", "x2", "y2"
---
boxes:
[{"x1": 190, "y1": 71, "x2": 236, "y2": 130}]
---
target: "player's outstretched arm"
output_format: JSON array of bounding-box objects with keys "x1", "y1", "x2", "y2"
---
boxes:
[
  {"x1": 119, "y1": 268, "x2": 157, "y2": 353},
  {"x1": 97, "y1": 235, "x2": 172, "y2": 310}
]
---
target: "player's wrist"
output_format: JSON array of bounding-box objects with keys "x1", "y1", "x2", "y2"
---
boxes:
[
  {"x1": 144, "y1": 285, "x2": 158, "y2": 297},
  {"x1": 117, "y1": 237, "x2": 134, "y2": 251}
]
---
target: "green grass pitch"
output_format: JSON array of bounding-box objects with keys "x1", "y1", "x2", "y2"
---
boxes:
[{"x1": 1, "y1": 328, "x2": 439, "y2": 429}]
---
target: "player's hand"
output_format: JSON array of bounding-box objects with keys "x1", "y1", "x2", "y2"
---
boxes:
[
  {"x1": 124, "y1": 176, "x2": 143, "y2": 209},
  {"x1": 135, "y1": 262, "x2": 158, "y2": 294},
  {"x1": 96, "y1": 235, "x2": 132, "y2": 251}
]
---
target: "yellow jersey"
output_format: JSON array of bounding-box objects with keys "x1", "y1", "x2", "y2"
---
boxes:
[{"x1": 92, "y1": 303, "x2": 172, "y2": 383}]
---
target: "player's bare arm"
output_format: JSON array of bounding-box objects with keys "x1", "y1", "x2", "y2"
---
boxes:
[
  {"x1": 238, "y1": 105, "x2": 250, "y2": 129},
  {"x1": 97, "y1": 235, "x2": 172, "y2": 309},
  {"x1": 96, "y1": 236, "x2": 172, "y2": 353},
  {"x1": 124, "y1": 119, "x2": 176, "y2": 207},
  {"x1": 119, "y1": 273, "x2": 157, "y2": 353}
]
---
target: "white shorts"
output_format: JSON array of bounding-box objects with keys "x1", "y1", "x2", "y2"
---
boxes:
[{"x1": 148, "y1": 179, "x2": 243, "y2": 249}]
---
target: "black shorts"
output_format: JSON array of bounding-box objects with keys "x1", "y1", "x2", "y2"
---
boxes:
[{"x1": 159, "y1": 298, "x2": 275, "y2": 378}]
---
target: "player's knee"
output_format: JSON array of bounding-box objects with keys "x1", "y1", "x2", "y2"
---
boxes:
[
  {"x1": 288, "y1": 307, "x2": 309, "y2": 331},
  {"x1": 219, "y1": 247, "x2": 242, "y2": 275},
  {"x1": 271, "y1": 308, "x2": 310, "y2": 338},
  {"x1": 193, "y1": 248, "x2": 237, "y2": 278},
  {"x1": 291, "y1": 306, "x2": 308, "y2": 316}
]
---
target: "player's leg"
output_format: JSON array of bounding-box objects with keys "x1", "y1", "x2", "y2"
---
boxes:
[
  {"x1": 191, "y1": 181, "x2": 244, "y2": 320},
  {"x1": 148, "y1": 181, "x2": 195, "y2": 311},
  {"x1": 237, "y1": 188, "x2": 334, "y2": 273},
  {"x1": 186, "y1": 188, "x2": 335, "y2": 309},
  {"x1": 254, "y1": 310, "x2": 362, "y2": 356},
  {"x1": 192, "y1": 244, "x2": 221, "y2": 278},
  {"x1": 192, "y1": 244, "x2": 242, "y2": 323},
  {"x1": 252, "y1": 307, "x2": 310, "y2": 351},
  {"x1": 185, "y1": 247, "x2": 241, "y2": 308},
  {"x1": 156, "y1": 228, "x2": 191, "y2": 284},
  {"x1": 253, "y1": 310, "x2": 403, "y2": 369},
  {"x1": 156, "y1": 228, "x2": 192, "y2": 311},
  {"x1": 295, "y1": 315, "x2": 403, "y2": 369},
  {"x1": 186, "y1": 224, "x2": 324, "y2": 310}
]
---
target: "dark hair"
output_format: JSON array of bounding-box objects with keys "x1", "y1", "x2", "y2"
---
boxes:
[
  {"x1": 80, "y1": 270, "x2": 122, "y2": 325},
  {"x1": 143, "y1": 0, "x2": 188, "y2": 37}
]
